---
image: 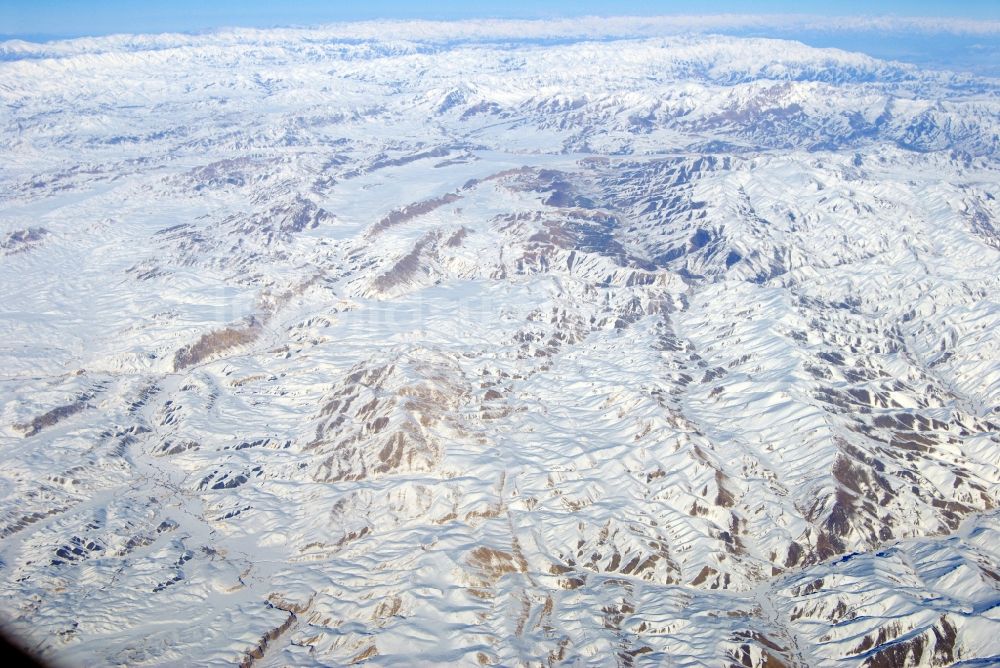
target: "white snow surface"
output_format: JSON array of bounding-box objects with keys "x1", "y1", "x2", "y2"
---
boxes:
[{"x1": 1, "y1": 22, "x2": 999, "y2": 668}]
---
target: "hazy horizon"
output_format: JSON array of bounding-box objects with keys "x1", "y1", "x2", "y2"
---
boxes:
[{"x1": 4, "y1": 10, "x2": 1000, "y2": 77}]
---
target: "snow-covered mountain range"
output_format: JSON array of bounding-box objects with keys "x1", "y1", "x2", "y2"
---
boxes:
[{"x1": 1, "y1": 20, "x2": 999, "y2": 667}]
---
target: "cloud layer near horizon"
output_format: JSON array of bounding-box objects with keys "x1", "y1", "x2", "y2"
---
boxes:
[{"x1": 2, "y1": 14, "x2": 999, "y2": 57}]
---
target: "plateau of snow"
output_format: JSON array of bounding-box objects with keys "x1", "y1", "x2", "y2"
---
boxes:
[{"x1": 1, "y1": 19, "x2": 999, "y2": 668}]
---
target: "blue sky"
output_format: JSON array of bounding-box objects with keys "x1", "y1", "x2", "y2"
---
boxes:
[{"x1": 3, "y1": 1, "x2": 1000, "y2": 39}]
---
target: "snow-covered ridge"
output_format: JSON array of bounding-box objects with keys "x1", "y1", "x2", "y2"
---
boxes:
[{"x1": 0, "y1": 26, "x2": 999, "y2": 667}]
